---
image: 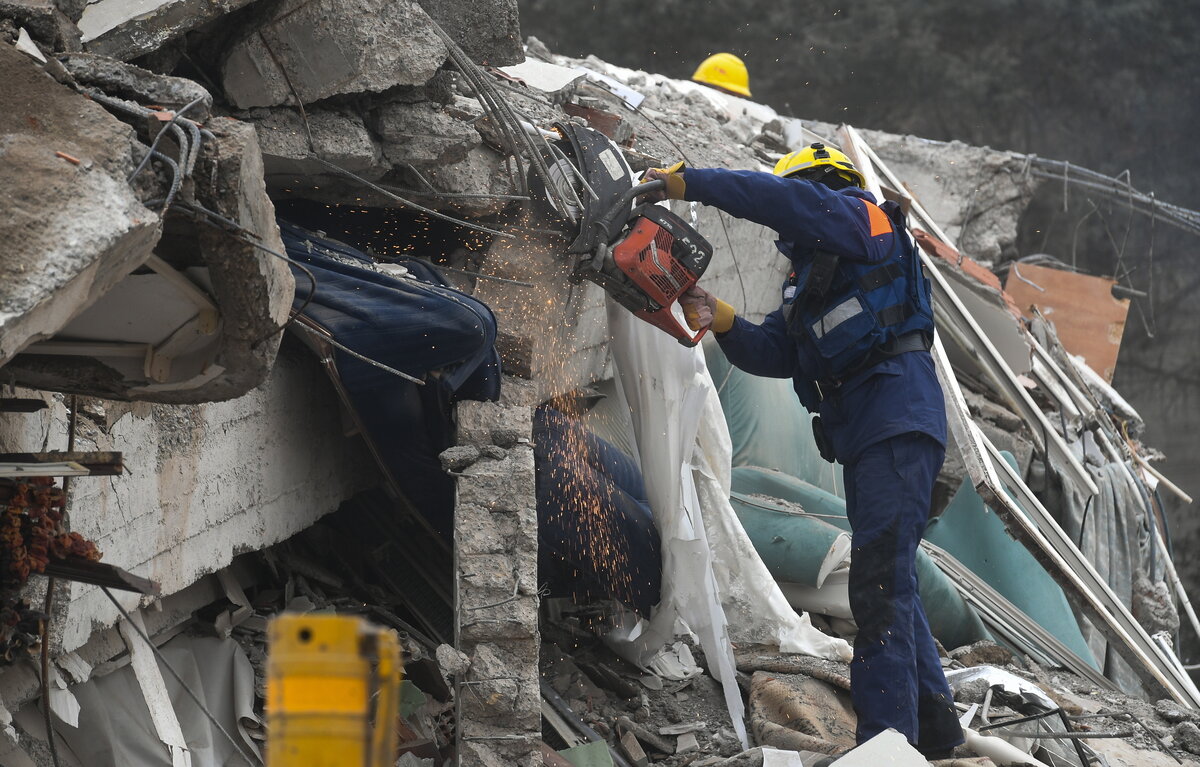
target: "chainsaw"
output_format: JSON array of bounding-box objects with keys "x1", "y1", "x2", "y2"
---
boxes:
[{"x1": 530, "y1": 123, "x2": 714, "y2": 347}]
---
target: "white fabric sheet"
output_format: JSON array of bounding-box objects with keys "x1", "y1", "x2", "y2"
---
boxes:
[{"x1": 604, "y1": 301, "x2": 851, "y2": 748}]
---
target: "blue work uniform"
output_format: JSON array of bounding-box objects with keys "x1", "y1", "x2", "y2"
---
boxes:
[{"x1": 683, "y1": 167, "x2": 964, "y2": 756}]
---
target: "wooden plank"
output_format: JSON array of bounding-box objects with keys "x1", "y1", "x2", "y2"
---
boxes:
[
  {"x1": 23, "y1": 341, "x2": 149, "y2": 358},
  {"x1": 931, "y1": 335, "x2": 1198, "y2": 706},
  {"x1": 0, "y1": 399, "x2": 48, "y2": 413},
  {"x1": 0, "y1": 451, "x2": 123, "y2": 476},
  {"x1": 144, "y1": 254, "x2": 219, "y2": 319},
  {"x1": 0, "y1": 461, "x2": 90, "y2": 478},
  {"x1": 1004, "y1": 262, "x2": 1129, "y2": 382},
  {"x1": 43, "y1": 558, "x2": 159, "y2": 595},
  {"x1": 840, "y1": 125, "x2": 1098, "y2": 496}
]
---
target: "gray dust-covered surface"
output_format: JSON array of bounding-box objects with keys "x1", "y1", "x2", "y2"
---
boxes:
[{"x1": 0, "y1": 42, "x2": 160, "y2": 365}]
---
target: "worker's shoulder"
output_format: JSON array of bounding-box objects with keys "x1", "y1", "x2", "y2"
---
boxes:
[{"x1": 833, "y1": 188, "x2": 896, "y2": 235}]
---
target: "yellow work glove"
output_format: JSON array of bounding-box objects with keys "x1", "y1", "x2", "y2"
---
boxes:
[
  {"x1": 641, "y1": 160, "x2": 686, "y2": 201},
  {"x1": 680, "y1": 286, "x2": 736, "y2": 333},
  {"x1": 712, "y1": 299, "x2": 735, "y2": 333}
]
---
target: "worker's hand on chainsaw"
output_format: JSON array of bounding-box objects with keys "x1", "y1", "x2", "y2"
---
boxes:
[
  {"x1": 640, "y1": 161, "x2": 686, "y2": 201},
  {"x1": 680, "y1": 285, "x2": 735, "y2": 333},
  {"x1": 680, "y1": 286, "x2": 714, "y2": 330}
]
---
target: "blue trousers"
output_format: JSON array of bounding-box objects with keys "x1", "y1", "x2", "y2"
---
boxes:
[{"x1": 842, "y1": 432, "x2": 963, "y2": 755}]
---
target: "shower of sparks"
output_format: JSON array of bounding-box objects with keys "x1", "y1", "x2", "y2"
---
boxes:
[
  {"x1": 277, "y1": 185, "x2": 647, "y2": 613},
  {"x1": 487, "y1": 209, "x2": 641, "y2": 611}
]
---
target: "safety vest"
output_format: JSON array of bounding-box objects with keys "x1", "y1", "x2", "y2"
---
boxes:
[{"x1": 782, "y1": 200, "x2": 934, "y2": 386}]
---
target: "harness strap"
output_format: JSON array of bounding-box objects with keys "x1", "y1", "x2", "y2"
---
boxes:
[
  {"x1": 816, "y1": 330, "x2": 931, "y2": 395},
  {"x1": 858, "y1": 262, "x2": 904, "y2": 292},
  {"x1": 876, "y1": 302, "x2": 914, "y2": 327},
  {"x1": 801, "y1": 250, "x2": 841, "y2": 306}
]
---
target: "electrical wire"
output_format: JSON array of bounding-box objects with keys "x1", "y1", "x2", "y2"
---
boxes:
[
  {"x1": 309, "y1": 157, "x2": 516, "y2": 240},
  {"x1": 124, "y1": 95, "x2": 207, "y2": 187},
  {"x1": 1028, "y1": 160, "x2": 1200, "y2": 238},
  {"x1": 289, "y1": 322, "x2": 425, "y2": 384},
  {"x1": 101, "y1": 588, "x2": 258, "y2": 766},
  {"x1": 625, "y1": 101, "x2": 750, "y2": 313},
  {"x1": 162, "y1": 199, "x2": 317, "y2": 348}
]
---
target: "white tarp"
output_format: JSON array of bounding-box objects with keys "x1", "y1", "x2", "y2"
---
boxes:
[
  {"x1": 693, "y1": 380, "x2": 852, "y2": 662},
  {"x1": 16, "y1": 634, "x2": 261, "y2": 766},
  {"x1": 603, "y1": 300, "x2": 851, "y2": 748}
]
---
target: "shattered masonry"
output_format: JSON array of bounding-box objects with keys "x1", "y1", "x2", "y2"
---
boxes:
[{"x1": 1, "y1": 0, "x2": 1200, "y2": 765}]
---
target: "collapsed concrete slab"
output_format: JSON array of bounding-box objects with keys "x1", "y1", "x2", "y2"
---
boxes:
[
  {"x1": 220, "y1": 0, "x2": 447, "y2": 109},
  {"x1": 0, "y1": 42, "x2": 160, "y2": 370},
  {"x1": 250, "y1": 95, "x2": 516, "y2": 216},
  {"x1": 257, "y1": 106, "x2": 382, "y2": 175},
  {"x1": 0, "y1": 0, "x2": 81, "y2": 50},
  {"x1": 251, "y1": 104, "x2": 387, "y2": 203},
  {"x1": 374, "y1": 99, "x2": 480, "y2": 167},
  {"x1": 418, "y1": 0, "x2": 521, "y2": 67},
  {"x1": 78, "y1": 0, "x2": 257, "y2": 61},
  {"x1": 6, "y1": 109, "x2": 293, "y2": 403},
  {"x1": 59, "y1": 52, "x2": 213, "y2": 120}
]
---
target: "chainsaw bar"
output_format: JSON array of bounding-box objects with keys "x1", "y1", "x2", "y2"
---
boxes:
[{"x1": 527, "y1": 122, "x2": 635, "y2": 254}]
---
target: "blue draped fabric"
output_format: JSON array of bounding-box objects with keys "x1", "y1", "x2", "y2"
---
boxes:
[
  {"x1": 280, "y1": 221, "x2": 501, "y2": 538},
  {"x1": 534, "y1": 407, "x2": 662, "y2": 616}
]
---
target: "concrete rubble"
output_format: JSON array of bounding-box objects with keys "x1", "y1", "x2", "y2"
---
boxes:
[
  {"x1": 0, "y1": 42, "x2": 160, "y2": 371},
  {"x1": 1, "y1": 0, "x2": 1199, "y2": 765},
  {"x1": 220, "y1": 0, "x2": 447, "y2": 109}
]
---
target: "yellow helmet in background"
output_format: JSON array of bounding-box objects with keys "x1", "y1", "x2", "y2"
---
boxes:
[
  {"x1": 691, "y1": 53, "x2": 752, "y2": 98},
  {"x1": 773, "y1": 142, "x2": 866, "y2": 188}
]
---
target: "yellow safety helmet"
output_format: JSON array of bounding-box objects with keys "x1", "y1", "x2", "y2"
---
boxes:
[
  {"x1": 691, "y1": 53, "x2": 752, "y2": 98},
  {"x1": 773, "y1": 142, "x2": 866, "y2": 188}
]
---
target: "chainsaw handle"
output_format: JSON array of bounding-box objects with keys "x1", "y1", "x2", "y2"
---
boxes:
[
  {"x1": 678, "y1": 325, "x2": 710, "y2": 348},
  {"x1": 594, "y1": 180, "x2": 665, "y2": 240}
]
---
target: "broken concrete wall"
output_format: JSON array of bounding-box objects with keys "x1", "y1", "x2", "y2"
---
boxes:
[
  {"x1": 220, "y1": 0, "x2": 448, "y2": 109},
  {"x1": 0, "y1": 42, "x2": 160, "y2": 369},
  {"x1": 0, "y1": 346, "x2": 375, "y2": 656},
  {"x1": 452, "y1": 397, "x2": 541, "y2": 767}
]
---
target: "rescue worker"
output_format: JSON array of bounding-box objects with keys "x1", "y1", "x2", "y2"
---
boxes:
[
  {"x1": 691, "y1": 52, "x2": 752, "y2": 99},
  {"x1": 641, "y1": 144, "x2": 965, "y2": 758}
]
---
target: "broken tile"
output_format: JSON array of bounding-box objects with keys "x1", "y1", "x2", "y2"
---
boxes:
[
  {"x1": 497, "y1": 59, "x2": 585, "y2": 101},
  {"x1": 659, "y1": 722, "x2": 706, "y2": 736},
  {"x1": 619, "y1": 730, "x2": 649, "y2": 767},
  {"x1": 829, "y1": 729, "x2": 925, "y2": 766},
  {"x1": 676, "y1": 731, "x2": 700, "y2": 754}
]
